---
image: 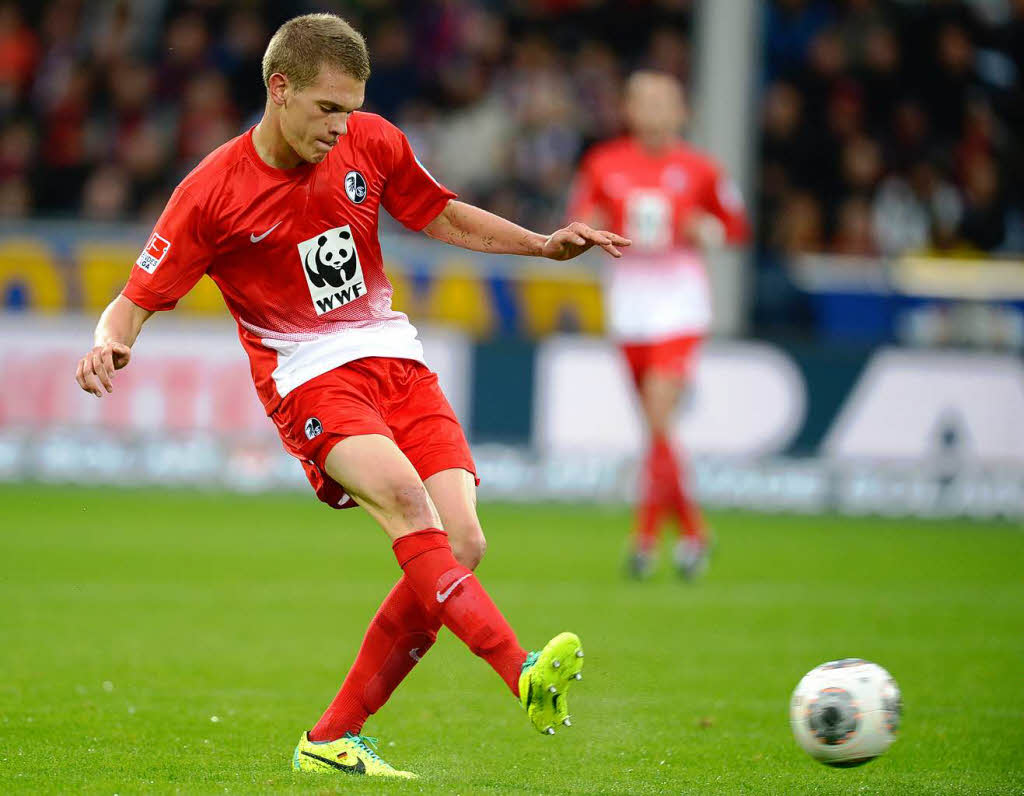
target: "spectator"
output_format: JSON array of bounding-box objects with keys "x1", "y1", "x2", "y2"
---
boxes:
[
  {"x1": 871, "y1": 161, "x2": 963, "y2": 256},
  {"x1": 0, "y1": 174, "x2": 31, "y2": 217},
  {"x1": 30, "y1": 0, "x2": 79, "y2": 116},
  {"x1": 840, "y1": 134, "x2": 883, "y2": 195},
  {"x1": 857, "y1": 24, "x2": 902, "y2": 133},
  {"x1": 927, "y1": 22, "x2": 976, "y2": 141},
  {"x1": 363, "y1": 17, "x2": 419, "y2": 119},
  {"x1": 0, "y1": 2, "x2": 38, "y2": 109},
  {"x1": 36, "y1": 66, "x2": 94, "y2": 211},
  {"x1": 177, "y1": 71, "x2": 237, "y2": 167},
  {"x1": 120, "y1": 121, "x2": 172, "y2": 212},
  {"x1": 775, "y1": 191, "x2": 825, "y2": 254},
  {"x1": 960, "y1": 153, "x2": 1007, "y2": 250},
  {"x1": 0, "y1": 117, "x2": 33, "y2": 179},
  {"x1": 832, "y1": 196, "x2": 876, "y2": 256},
  {"x1": 156, "y1": 13, "x2": 211, "y2": 101},
  {"x1": 216, "y1": 10, "x2": 268, "y2": 117},
  {"x1": 570, "y1": 40, "x2": 622, "y2": 144},
  {"x1": 80, "y1": 164, "x2": 130, "y2": 222},
  {"x1": 764, "y1": 0, "x2": 834, "y2": 82}
]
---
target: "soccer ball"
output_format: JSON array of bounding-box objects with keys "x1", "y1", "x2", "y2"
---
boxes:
[{"x1": 789, "y1": 658, "x2": 901, "y2": 767}]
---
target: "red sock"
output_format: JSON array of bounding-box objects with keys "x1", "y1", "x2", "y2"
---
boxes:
[
  {"x1": 636, "y1": 495, "x2": 665, "y2": 552},
  {"x1": 636, "y1": 440, "x2": 668, "y2": 551},
  {"x1": 309, "y1": 576, "x2": 441, "y2": 741},
  {"x1": 636, "y1": 435, "x2": 678, "y2": 551},
  {"x1": 393, "y1": 529, "x2": 527, "y2": 696},
  {"x1": 660, "y1": 436, "x2": 705, "y2": 542}
]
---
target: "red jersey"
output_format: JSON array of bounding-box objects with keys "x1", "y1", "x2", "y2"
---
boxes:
[
  {"x1": 567, "y1": 137, "x2": 749, "y2": 341},
  {"x1": 123, "y1": 113, "x2": 455, "y2": 414},
  {"x1": 567, "y1": 136, "x2": 748, "y2": 251}
]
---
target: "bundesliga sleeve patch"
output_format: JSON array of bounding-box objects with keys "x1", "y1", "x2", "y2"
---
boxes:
[{"x1": 136, "y1": 233, "x2": 171, "y2": 273}]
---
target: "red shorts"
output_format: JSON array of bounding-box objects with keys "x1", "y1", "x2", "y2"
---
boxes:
[
  {"x1": 620, "y1": 334, "x2": 702, "y2": 387},
  {"x1": 271, "y1": 357, "x2": 477, "y2": 509}
]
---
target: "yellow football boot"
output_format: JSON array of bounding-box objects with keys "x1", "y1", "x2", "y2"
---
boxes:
[
  {"x1": 518, "y1": 631, "x2": 585, "y2": 734},
  {"x1": 292, "y1": 731, "x2": 417, "y2": 778}
]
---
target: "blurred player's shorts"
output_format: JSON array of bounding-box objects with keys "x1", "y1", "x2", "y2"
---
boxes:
[
  {"x1": 620, "y1": 334, "x2": 702, "y2": 387},
  {"x1": 271, "y1": 357, "x2": 477, "y2": 508}
]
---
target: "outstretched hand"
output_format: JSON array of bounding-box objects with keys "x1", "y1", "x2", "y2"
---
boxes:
[
  {"x1": 542, "y1": 222, "x2": 631, "y2": 261},
  {"x1": 75, "y1": 342, "x2": 132, "y2": 397}
]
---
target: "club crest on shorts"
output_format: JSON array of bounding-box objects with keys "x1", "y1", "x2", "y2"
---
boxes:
[
  {"x1": 296, "y1": 225, "x2": 366, "y2": 315},
  {"x1": 304, "y1": 417, "x2": 323, "y2": 440},
  {"x1": 344, "y1": 170, "x2": 367, "y2": 204}
]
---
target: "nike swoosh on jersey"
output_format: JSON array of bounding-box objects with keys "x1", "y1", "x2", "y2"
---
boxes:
[
  {"x1": 249, "y1": 221, "x2": 282, "y2": 243},
  {"x1": 300, "y1": 750, "x2": 366, "y2": 774},
  {"x1": 409, "y1": 647, "x2": 422, "y2": 662},
  {"x1": 436, "y1": 573, "x2": 473, "y2": 603}
]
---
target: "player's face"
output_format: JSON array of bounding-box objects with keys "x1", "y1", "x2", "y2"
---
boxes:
[
  {"x1": 624, "y1": 73, "x2": 687, "y2": 143},
  {"x1": 282, "y1": 66, "x2": 365, "y2": 164}
]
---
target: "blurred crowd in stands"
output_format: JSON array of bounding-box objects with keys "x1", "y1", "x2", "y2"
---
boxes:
[
  {"x1": 760, "y1": 0, "x2": 1024, "y2": 261},
  {"x1": 0, "y1": 0, "x2": 691, "y2": 233},
  {"x1": 0, "y1": 0, "x2": 1021, "y2": 261}
]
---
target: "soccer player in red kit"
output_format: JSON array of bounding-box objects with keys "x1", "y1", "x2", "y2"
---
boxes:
[
  {"x1": 74, "y1": 14, "x2": 629, "y2": 778},
  {"x1": 567, "y1": 71, "x2": 748, "y2": 580}
]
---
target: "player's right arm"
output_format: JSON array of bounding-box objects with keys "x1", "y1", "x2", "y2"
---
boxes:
[
  {"x1": 76, "y1": 296, "x2": 154, "y2": 397},
  {"x1": 75, "y1": 184, "x2": 213, "y2": 397}
]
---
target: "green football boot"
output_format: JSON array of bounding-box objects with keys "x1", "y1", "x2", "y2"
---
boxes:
[
  {"x1": 292, "y1": 731, "x2": 417, "y2": 778},
  {"x1": 518, "y1": 631, "x2": 585, "y2": 734}
]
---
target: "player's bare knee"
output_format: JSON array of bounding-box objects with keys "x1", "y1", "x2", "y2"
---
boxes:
[
  {"x1": 642, "y1": 389, "x2": 681, "y2": 435},
  {"x1": 454, "y1": 535, "x2": 486, "y2": 570},
  {"x1": 451, "y1": 523, "x2": 487, "y2": 569},
  {"x1": 642, "y1": 401, "x2": 672, "y2": 435}
]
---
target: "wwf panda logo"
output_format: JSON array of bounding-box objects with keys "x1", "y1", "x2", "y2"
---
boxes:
[
  {"x1": 304, "y1": 228, "x2": 357, "y2": 288},
  {"x1": 296, "y1": 225, "x2": 366, "y2": 315},
  {"x1": 304, "y1": 417, "x2": 323, "y2": 440},
  {"x1": 345, "y1": 170, "x2": 367, "y2": 204}
]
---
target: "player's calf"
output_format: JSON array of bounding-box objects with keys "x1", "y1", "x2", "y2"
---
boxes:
[{"x1": 393, "y1": 528, "x2": 527, "y2": 693}]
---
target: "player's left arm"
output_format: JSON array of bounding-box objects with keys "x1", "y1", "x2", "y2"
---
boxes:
[
  {"x1": 75, "y1": 295, "x2": 154, "y2": 397},
  {"x1": 76, "y1": 185, "x2": 212, "y2": 397},
  {"x1": 423, "y1": 199, "x2": 631, "y2": 261},
  {"x1": 692, "y1": 165, "x2": 750, "y2": 247}
]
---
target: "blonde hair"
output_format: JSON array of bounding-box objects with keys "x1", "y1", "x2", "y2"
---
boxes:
[{"x1": 262, "y1": 13, "x2": 370, "y2": 91}]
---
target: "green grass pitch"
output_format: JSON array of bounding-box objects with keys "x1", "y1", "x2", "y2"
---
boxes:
[{"x1": 1, "y1": 484, "x2": 1022, "y2": 794}]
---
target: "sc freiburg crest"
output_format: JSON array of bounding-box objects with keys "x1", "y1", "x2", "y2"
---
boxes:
[{"x1": 345, "y1": 170, "x2": 367, "y2": 204}]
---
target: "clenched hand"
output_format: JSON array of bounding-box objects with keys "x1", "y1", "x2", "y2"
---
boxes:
[{"x1": 76, "y1": 342, "x2": 132, "y2": 397}]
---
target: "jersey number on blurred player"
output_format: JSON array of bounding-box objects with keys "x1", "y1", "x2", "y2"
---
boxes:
[{"x1": 625, "y1": 191, "x2": 672, "y2": 250}]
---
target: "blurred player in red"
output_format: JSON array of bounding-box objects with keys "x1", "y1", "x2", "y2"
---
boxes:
[
  {"x1": 568, "y1": 71, "x2": 749, "y2": 580},
  {"x1": 75, "y1": 14, "x2": 628, "y2": 778}
]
